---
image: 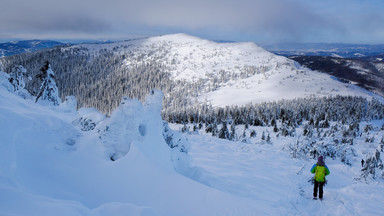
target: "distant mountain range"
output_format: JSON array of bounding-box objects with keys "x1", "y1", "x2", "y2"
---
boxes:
[
  {"x1": 0, "y1": 40, "x2": 64, "y2": 57},
  {"x1": 262, "y1": 42, "x2": 384, "y2": 97},
  {"x1": 264, "y1": 42, "x2": 384, "y2": 59},
  {"x1": 289, "y1": 55, "x2": 384, "y2": 97}
]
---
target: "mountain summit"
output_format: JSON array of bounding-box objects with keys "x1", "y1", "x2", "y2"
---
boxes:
[{"x1": 0, "y1": 34, "x2": 378, "y2": 114}]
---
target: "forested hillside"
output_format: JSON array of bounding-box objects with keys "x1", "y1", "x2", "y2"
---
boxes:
[
  {"x1": 289, "y1": 55, "x2": 384, "y2": 97},
  {"x1": 0, "y1": 34, "x2": 378, "y2": 115}
]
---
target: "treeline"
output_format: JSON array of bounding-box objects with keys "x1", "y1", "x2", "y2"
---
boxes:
[
  {"x1": 163, "y1": 95, "x2": 384, "y2": 127},
  {"x1": 2, "y1": 46, "x2": 384, "y2": 128},
  {"x1": 165, "y1": 95, "x2": 384, "y2": 169}
]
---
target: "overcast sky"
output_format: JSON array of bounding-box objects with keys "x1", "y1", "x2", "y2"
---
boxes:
[{"x1": 1, "y1": 0, "x2": 384, "y2": 44}]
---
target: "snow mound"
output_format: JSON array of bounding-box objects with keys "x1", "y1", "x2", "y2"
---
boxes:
[
  {"x1": 0, "y1": 71, "x2": 14, "y2": 92},
  {"x1": 0, "y1": 87, "x2": 264, "y2": 216},
  {"x1": 99, "y1": 90, "x2": 175, "y2": 169}
]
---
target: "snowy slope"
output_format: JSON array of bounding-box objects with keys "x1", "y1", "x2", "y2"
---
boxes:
[
  {"x1": 1, "y1": 68, "x2": 384, "y2": 215},
  {"x1": 178, "y1": 129, "x2": 384, "y2": 216},
  {"x1": 65, "y1": 33, "x2": 377, "y2": 108},
  {"x1": 202, "y1": 65, "x2": 377, "y2": 107},
  {"x1": 0, "y1": 82, "x2": 263, "y2": 216}
]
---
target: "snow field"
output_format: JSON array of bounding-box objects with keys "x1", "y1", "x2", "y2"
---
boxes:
[
  {"x1": 170, "y1": 123, "x2": 384, "y2": 216},
  {"x1": 0, "y1": 87, "x2": 264, "y2": 216},
  {"x1": 201, "y1": 65, "x2": 377, "y2": 107},
  {"x1": 1, "y1": 79, "x2": 384, "y2": 215}
]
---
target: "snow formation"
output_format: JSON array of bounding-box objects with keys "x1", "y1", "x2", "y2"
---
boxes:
[{"x1": 0, "y1": 78, "x2": 262, "y2": 216}]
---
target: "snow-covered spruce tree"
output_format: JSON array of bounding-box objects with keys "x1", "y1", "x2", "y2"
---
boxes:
[
  {"x1": 361, "y1": 146, "x2": 384, "y2": 181},
  {"x1": 211, "y1": 123, "x2": 219, "y2": 137},
  {"x1": 162, "y1": 121, "x2": 189, "y2": 153},
  {"x1": 250, "y1": 129, "x2": 257, "y2": 138},
  {"x1": 205, "y1": 123, "x2": 213, "y2": 133},
  {"x1": 218, "y1": 122, "x2": 230, "y2": 139},
  {"x1": 8, "y1": 65, "x2": 27, "y2": 91},
  {"x1": 261, "y1": 131, "x2": 265, "y2": 141},
  {"x1": 229, "y1": 123, "x2": 237, "y2": 141},
  {"x1": 266, "y1": 132, "x2": 271, "y2": 144},
  {"x1": 181, "y1": 123, "x2": 190, "y2": 134},
  {"x1": 35, "y1": 61, "x2": 61, "y2": 105}
]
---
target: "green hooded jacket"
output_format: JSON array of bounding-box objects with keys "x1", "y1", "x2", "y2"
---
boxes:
[{"x1": 311, "y1": 164, "x2": 330, "y2": 182}]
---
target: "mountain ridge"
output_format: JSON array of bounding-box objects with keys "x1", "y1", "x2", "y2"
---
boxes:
[
  {"x1": 0, "y1": 39, "x2": 64, "y2": 57},
  {"x1": 0, "y1": 34, "x2": 380, "y2": 114},
  {"x1": 264, "y1": 42, "x2": 384, "y2": 58}
]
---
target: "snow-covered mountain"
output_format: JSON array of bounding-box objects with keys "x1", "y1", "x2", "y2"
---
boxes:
[
  {"x1": 0, "y1": 40, "x2": 64, "y2": 57},
  {"x1": 70, "y1": 33, "x2": 377, "y2": 103},
  {"x1": 0, "y1": 34, "x2": 379, "y2": 114}
]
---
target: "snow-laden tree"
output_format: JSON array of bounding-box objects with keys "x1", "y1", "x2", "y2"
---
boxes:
[
  {"x1": 229, "y1": 123, "x2": 237, "y2": 141},
  {"x1": 8, "y1": 65, "x2": 27, "y2": 91},
  {"x1": 361, "y1": 141, "x2": 384, "y2": 180},
  {"x1": 35, "y1": 61, "x2": 61, "y2": 105},
  {"x1": 218, "y1": 122, "x2": 230, "y2": 139}
]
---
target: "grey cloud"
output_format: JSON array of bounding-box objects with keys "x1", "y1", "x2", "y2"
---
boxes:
[
  {"x1": 0, "y1": 0, "x2": 111, "y2": 35},
  {"x1": 38, "y1": 16, "x2": 111, "y2": 33},
  {"x1": 110, "y1": 0, "x2": 345, "y2": 42},
  {"x1": 0, "y1": 0, "x2": 383, "y2": 43}
]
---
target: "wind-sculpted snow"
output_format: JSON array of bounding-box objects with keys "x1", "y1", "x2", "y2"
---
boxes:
[
  {"x1": 0, "y1": 71, "x2": 13, "y2": 91},
  {"x1": 0, "y1": 86, "x2": 266, "y2": 216},
  {"x1": 99, "y1": 97, "x2": 146, "y2": 161},
  {"x1": 99, "y1": 90, "x2": 178, "y2": 170}
]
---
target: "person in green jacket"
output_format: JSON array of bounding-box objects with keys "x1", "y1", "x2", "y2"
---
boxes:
[{"x1": 311, "y1": 156, "x2": 330, "y2": 200}]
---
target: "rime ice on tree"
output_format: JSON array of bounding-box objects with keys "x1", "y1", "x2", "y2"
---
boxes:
[
  {"x1": 35, "y1": 61, "x2": 61, "y2": 106},
  {"x1": 9, "y1": 65, "x2": 27, "y2": 91}
]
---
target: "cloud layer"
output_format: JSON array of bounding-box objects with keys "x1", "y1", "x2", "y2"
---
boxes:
[{"x1": 1, "y1": 0, "x2": 383, "y2": 43}]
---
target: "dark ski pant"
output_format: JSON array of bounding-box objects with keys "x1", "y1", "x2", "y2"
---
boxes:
[{"x1": 313, "y1": 181, "x2": 325, "y2": 198}]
